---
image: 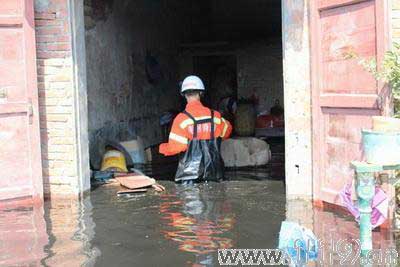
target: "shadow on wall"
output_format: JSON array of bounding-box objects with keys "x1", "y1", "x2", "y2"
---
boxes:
[{"x1": 39, "y1": 105, "x2": 50, "y2": 195}]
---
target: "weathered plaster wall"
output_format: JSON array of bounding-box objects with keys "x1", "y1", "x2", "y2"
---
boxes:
[
  {"x1": 84, "y1": 0, "x2": 189, "y2": 166},
  {"x1": 282, "y1": 0, "x2": 313, "y2": 199},
  {"x1": 237, "y1": 40, "x2": 284, "y2": 112},
  {"x1": 34, "y1": 0, "x2": 89, "y2": 197}
]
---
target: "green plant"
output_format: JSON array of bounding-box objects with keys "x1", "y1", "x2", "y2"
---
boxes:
[{"x1": 345, "y1": 43, "x2": 400, "y2": 117}]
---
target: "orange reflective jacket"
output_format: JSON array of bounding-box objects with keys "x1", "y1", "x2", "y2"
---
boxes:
[{"x1": 159, "y1": 100, "x2": 232, "y2": 156}]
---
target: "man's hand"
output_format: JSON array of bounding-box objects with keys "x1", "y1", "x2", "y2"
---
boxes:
[{"x1": 159, "y1": 143, "x2": 169, "y2": 155}]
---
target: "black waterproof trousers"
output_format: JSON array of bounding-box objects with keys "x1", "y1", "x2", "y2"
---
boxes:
[{"x1": 175, "y1": 110, "x2": 224, "y2": 182}]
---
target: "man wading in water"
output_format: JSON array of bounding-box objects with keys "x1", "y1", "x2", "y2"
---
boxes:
[{"x1": 159, "y1": 75, "x2": 232, "y2": 184}]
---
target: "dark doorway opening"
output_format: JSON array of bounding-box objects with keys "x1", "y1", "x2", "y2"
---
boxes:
[
  {"x1": 193, "y1": 55, "x2": 238, "y2": 110},
  {"x1": 83, "y1": 0, "x2": 284, "y2": 182}
]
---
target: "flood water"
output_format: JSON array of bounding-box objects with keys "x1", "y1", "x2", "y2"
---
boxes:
[{"x1": 0, "y1": 170, "x2": 397, "y2": 266}]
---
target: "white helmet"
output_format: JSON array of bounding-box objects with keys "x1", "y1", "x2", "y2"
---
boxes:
[{"x1": 181, "y1": 75, "x2": 205, "y2": 94}]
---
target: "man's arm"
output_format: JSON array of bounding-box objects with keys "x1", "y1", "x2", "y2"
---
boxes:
[
  {"x1": 213, "y1": 110, "x2": 232, "y2": 140},
  {"x1": 159, "y1": 114, "x2": 189, "y2": 156},
  {"x1": 220, "y1": 117, "x2": 232, "y2": 139}
]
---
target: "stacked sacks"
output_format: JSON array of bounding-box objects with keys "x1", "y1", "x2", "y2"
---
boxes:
[{"x1": 221, "y1": 137, "x2": 271, "y2": 167}]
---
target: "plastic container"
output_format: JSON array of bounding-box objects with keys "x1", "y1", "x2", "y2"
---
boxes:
[
  {"x1": 256, "y1": 114, "x2": 274, "y2": 129},
  {"x1": 100, "y1": 150, "x2": 128, "y2": 172},
  {"x1": 362, "y1": 129, "x2": 400, "y2": 165},
  {"x1": 278, "y1": 221, "x2": 318, "y2": 264}
]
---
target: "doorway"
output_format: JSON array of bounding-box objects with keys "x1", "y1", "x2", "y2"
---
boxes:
[{"x1": 83, "y1": 0, "x2": 285, "y2": 182}]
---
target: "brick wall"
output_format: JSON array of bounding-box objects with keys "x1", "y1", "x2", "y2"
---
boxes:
[{"x1": 34, "y1": 0, "x2": 80, "y2": 197}]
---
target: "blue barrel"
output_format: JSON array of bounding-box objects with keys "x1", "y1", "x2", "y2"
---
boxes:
[{"x1": 362, "y1": 130, "x2": 400, "y2": 165}]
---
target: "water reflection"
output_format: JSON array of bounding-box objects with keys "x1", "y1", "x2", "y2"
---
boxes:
[
  {"x1": 1, "y1": 177, "x2": 399, "y2": 266},
  {"x1": 0, "y1": 203, "x2": 48, "y2": 266},
  {"x1": 160, "y1": 184, "x2": 235, "y2": 265},
  {"x1": 0, "y1": 196, "x2": 99, "y2": 267},
  {"x1": 286, "y1": 200, "x2": 397, "y2": 265},
  {"x1": 42, "y1": 196, "x2": 100, "y2": 266}
]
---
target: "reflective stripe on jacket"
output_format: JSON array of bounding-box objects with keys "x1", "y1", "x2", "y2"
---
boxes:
[{"x1": 159, "y1": 100, "x2": 232, "y2": 156}]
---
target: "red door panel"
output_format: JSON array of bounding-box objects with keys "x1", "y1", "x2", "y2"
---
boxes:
[
  {"x1": 311, "y1": 0, "x2": 388, "y2": 204},
  {"x1": 320, "y1": 1, "x2": 377, "y2": 95},
  {"x1": 0, "y1": 0, "x2": 42, "y2": 201}
]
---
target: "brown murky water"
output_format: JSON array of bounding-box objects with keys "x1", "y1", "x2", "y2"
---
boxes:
[{"x1": 0, "y1": 171, "x2": 397, "y2": 266}]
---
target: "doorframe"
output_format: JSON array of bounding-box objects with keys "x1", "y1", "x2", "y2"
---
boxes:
[
  {"x1": 282, "y1": 0, "x2": 313, "y2": 199},
  {"x1": 68, "y1": 0, "x2": 392, "y2": 201},
  {"x1": 68, "y1": 0, "x2": 315, "y2": 199},
  {"x1": 69, "y1": 0, "x2": 91, "y2": 195}
]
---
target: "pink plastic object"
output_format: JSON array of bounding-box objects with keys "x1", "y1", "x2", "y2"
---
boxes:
[{"x1": 339, "y1": 183, "x2": 388, "y2": 228}]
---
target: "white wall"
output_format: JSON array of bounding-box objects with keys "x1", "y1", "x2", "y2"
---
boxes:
[{"x1": 282, "y1": 0, "x2": 313, "y2": 199}]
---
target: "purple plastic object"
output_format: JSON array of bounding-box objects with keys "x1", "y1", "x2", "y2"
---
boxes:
[{"x1": 339, "y1": 183, "x2": 388, "y2": 228}]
